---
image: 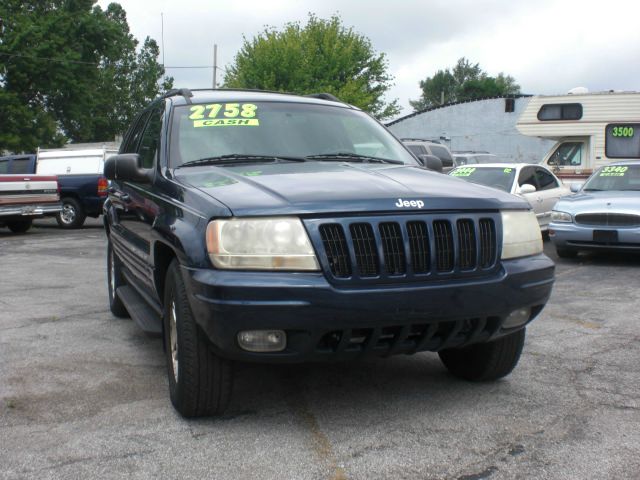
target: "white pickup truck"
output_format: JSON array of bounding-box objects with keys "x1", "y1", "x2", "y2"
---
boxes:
[{"x1": 0, "y1": 175, "x2": 62, "y2": 233}]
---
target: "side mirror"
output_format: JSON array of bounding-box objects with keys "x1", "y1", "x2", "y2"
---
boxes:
[
  {"x1": 519, "y1": 183, "x2": 537, "y2": 194},
  {"x1": 104, "y1": 154, "x2": 152, "y2": 183},
  {"x1": 418, "y1": 154, "x2": 443, "y2": 173},
  {"x1": 570, "y1": 182, "x2": 584, "y2": 193},
  {"x1": 547, "y1": 157, "x2": 557, "y2": 166}
]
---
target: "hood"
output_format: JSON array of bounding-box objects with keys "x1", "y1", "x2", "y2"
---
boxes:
[
  {"x1": 175, "y1": 162, "x2": 528, "y2": 216},
  {"x1": 555, "y1": 190, "x2": 640, "y2": 215}
]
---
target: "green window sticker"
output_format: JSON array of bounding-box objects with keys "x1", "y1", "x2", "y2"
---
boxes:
[
  {"x1": 451, "y1": 167, "x2": 476, "y2": 177},
  {"x1": 503, "y1": 168, "x2": 513, "y2": 174},
  {"x1": 189, "y1": 103, "x2": 259, "y2": 127},
  {"x1": 599, "y1": 166, "x2": 628, "y2": 177}
]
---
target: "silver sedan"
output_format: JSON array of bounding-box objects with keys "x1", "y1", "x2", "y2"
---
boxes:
[{"x1": 549, "y1": 161, "x2": 640, "y2": 257}]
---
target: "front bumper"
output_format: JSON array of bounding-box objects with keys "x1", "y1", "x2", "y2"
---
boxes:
[
  {"x1": 549, "y1": 222, "x2": 640, "y2": 251},
  {"x1": 182, "y1": 254, "x2": 555, "y2": 363}
]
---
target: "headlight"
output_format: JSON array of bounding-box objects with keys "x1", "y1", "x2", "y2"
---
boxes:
[
  {"x1": 550, "y1": 210, "x2": 573, "y2": 223},
  {"x1": 206, "y1": 217, "x2": 320, "y2": 270},
  {"x1": 501, "y1": 210, "x2": 543, "y2": 259}
]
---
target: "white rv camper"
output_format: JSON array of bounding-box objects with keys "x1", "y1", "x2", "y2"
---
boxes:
[{"x1": 516, "y1": 91, "x2": 640, "y2": 182}]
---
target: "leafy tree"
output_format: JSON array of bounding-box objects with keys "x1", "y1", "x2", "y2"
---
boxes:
[
  {"x1": 409, "y1": 57, "x2": 520, "y2": 111},
  {"x1": 0, "y1": 1, "x2": 172, "y2": 153},
  {"x1": 224, "y1": 14, "x2": 400, "y2": 120}
]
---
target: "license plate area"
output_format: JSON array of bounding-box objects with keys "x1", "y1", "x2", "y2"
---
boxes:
[{"x1": 593, "y1": 230, "x2": 618, "y2": 243}]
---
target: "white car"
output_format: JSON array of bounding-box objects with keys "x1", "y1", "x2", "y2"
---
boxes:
[{"x1": 449, "y1": 163, "x2": 571, "y2": 230}]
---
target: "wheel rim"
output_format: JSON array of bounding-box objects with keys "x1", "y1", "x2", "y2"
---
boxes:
[
  {"x1": 169, "y1": 299, "x2": 179, "y2": 383},
  {"x1": 60, "y1": 204, "x2": 76, "y2": 224}
]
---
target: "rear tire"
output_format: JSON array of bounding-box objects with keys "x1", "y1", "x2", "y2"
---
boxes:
[
  {"x1": 556, "y1": 246, "x2": 578, "y2": 258},
  {"x1": 7, "y1": 220, "x2": 33, "y2": 233},
  {"x1": 107, "y1": 241, "x2": 129, "y2": 318},
  {"x1": 56, "y1": 197, "x2": 86, "y2": 229},
  {"x1": 439, "y1": 329, "x2": 526, "y2": 381},
  {"x1": 163, "y1": 260, "x2": 233, "y2": 417}
]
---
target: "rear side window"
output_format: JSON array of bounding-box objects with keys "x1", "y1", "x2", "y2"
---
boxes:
[
  {"x1": 11, "y1": 158, "x2": 32, "y2": 174},
  {"x1": 406, "y1": 145, "x2": 428, "y2": 156},
  {"x1": 428, "y1": 145, "x2": 453, "y2": 167},
  {"x1": 537, "y1": 103, "x2": 582, "y2": 121},
  {"x1": 606, "y1": 124, "x2": 640, "y2": 158}
]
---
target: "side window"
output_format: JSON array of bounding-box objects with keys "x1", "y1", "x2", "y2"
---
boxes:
[
  {"x1": 0, "y1": 159, "x2": 8, "y2": 174},
  {"x1": 518, "y1": 167, "x2": 537, "y2": 188},
  {"x1": 535, "y1": 168, "x2": 558, "y2": 190},
  {"x1": 11, "y1": 158, "x2": 32, "y2": 174},
  {"x1": 537, "y1": 103, "x2": 582, "y2": 121},
  {"x1": 137, "y1": 107, "x2": 164, "y2": 169},
  {"x1": 122, "y1": 111, "x2": 152, "y2": 154},
  {"x1": 549, "y1": 142, "x2": 583, "y2": 166}
]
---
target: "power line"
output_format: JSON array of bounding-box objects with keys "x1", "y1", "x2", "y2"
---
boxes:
[{"x1": 0, "y1": 52, "x2": 226, "y2": 70}]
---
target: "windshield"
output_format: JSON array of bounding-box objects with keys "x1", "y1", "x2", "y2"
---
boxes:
[
  {"x1": 583, "y1": 165, "x2": 640, "y2": 191},
  {"x1": 449, "y1": 166, "x2": 516, "y2": 192},
  {"x1": 169, "y1": 101, "x2": 418, "y2": 167}
]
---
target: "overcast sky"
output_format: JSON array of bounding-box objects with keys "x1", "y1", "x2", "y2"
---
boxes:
[{"x1": 97, "y1": 0, "x2": 640, "y2": 120}]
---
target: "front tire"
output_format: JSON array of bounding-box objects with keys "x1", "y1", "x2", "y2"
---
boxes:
[
  {"x1": 56, "y1": 197, "x2": 86, "y2": 229},
  {"x1": 7, "y1": 219, "x2": 33, "y2": 233},
  {"x1": 439, "y1": 329, "x2": 526, "y2": 381},
  {"x1": 163, "y1": 260, "x2": 233, "y2": 417},
  {"x1": 107, "y1": 241, "x2": 129, "y2": 318}
]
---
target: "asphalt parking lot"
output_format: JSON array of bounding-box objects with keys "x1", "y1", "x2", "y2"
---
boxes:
[{"x1": 1, "y1": 218, "x2": 639, "y2": 480}]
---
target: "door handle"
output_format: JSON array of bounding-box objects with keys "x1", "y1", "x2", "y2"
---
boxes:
[{"x1": 112, "y1": 191, "x2": 131, "y2": 202}]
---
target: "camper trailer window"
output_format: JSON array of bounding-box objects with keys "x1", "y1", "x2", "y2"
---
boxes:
[
  {"x1": 606, "y1": 123, "x2": 640, "y2": 158},
  {"x1": 537, "y1": 103, "x2": 582, "y2": 121}
]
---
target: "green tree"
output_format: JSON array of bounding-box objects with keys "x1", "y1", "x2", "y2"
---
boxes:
[
  {"x1": 224, "y1": 14, "x2": 400, "y2": 120},
  {"x1": 409, "y1": 57, "x2": 520, "y2": 111},
  {"x1": 0, "y1": 1, "x2": 172, "y2": 153}
]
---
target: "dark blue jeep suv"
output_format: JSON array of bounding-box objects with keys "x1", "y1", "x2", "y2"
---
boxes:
[{"x1": 104, "y1": 89, "x2": 555, "y2": 417}]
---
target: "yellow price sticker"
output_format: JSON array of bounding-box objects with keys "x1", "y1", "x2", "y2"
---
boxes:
[{"x1": 189, "y1": 103, "x2": 258, "y2": 120}]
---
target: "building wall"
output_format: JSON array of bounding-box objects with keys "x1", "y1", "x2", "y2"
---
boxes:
[{"x1": 387, "y1": 97, "x2": 556, "y2": 164}]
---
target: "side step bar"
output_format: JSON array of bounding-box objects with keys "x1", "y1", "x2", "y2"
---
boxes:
[{"x1": 116, "y1": 285, "x2": 163, "y2": 337}]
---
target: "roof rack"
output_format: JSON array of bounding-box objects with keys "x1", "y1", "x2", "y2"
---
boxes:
[
  {"x1": 163, "y1": 88, "x2": 194, "y2": 104},
  {"x1": 400, "y1": 138, "x2": 442, "y2": 144},
  {"x1": 305, "y1": 93, "x2": 341, "y2": 102}
]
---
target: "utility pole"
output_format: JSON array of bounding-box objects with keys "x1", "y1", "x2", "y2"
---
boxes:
[
  {"x1": 161, "y1": 13, "x2": 165, "y2": 66},
  {"x1": 213, "y1": 44, "x2": 218, "y2": 89}
]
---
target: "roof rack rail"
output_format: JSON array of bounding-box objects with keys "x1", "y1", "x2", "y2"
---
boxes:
[
  {"x1": 163, "y1": 88, "x2": 194, "y2": 104},
  {"x1": 305, "y1": 93, "x2": 340, "y2": 102},
  {"x1": 400, "y1": 138, "x2": 442, "y2": 144}
]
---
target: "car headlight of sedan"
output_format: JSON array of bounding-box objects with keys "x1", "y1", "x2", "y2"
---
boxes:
[
  {"x1": 550, "y1": 210, "x2": 573, "y2": 223},
  {"x1": 206, "y1": 217, "x2": 320, "y2": 270},
  {"x1": 501, "y1": 210, "x2": 543, "y2": 259}
]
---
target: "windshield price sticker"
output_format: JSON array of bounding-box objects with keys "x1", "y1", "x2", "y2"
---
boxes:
[
  {"x1": 503, "y1": 168, "x2": 513, "y2": 174},
  {"x1": 190, "y1": 103, "x2": 259, "y2": 127},
  {"x1": 599, "y1": 166, "x2": 628, "y2": 177},
  {"x1": 611, "y1": 126, "x2": 634, "y2": 138},
  {"x1": 451, "y1": 167, "x2": 476, "y2": 177}
]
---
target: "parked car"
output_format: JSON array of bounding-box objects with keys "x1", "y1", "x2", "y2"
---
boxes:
[
  {"x1": 453, "y1": 152, "x2": 501, "y2": 166},
  {"x1": 104, "y1": 88, "x2": 554, "y2": 417},
  {"x1": 0, "y1": 174, "x2": 61, "y2": 233},
  {"x1": 549, "y1": 161, "x2": 640, "y2": 257},
  {"x1": 0, "y1": 150, "x2": 111, "y2": 228},
  {"x1": 449, "y1": 163, "x2": 571, "y2": 231},
  {"x1": 401, "y1": 138, "x2": 455, "y2": 172}
]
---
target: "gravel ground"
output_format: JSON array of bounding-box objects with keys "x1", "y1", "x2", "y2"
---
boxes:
[{"x1": 1, "y1": 218, "x2": 639, "y2": 480}]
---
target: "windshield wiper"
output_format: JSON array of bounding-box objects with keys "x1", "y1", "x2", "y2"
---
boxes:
[
  {"x1": 305, "y1": 152, "x2": 404, "y2": 165},
  {"x1": 177, "y1": 154, "x2": 307, "y2": 168},
  {"x1": 583, "y1": 188, "x2": 603, "y2": 191}
]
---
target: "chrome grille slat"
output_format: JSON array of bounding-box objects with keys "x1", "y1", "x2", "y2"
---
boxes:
[
  {"x1": 575, "y1": 213, "x2": 640, "y2": 227},
  {"x1": 315, "y1": 214, "x2": 497, "y2": 282}
]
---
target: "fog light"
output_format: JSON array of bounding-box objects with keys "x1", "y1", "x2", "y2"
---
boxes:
[
  {"x1": 503, "y1": 308, "x2": 531, "y2": 329},
  {"x1": 237, "y1": 330, "x2": 286, "y2": 352}
]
